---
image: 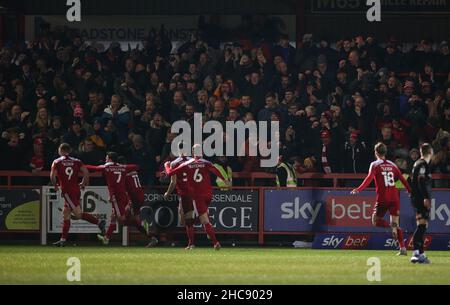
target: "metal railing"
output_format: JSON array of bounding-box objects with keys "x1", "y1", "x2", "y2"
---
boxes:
[{"x1": 1, "y1": 170, "x2": 449, "y2": 188}]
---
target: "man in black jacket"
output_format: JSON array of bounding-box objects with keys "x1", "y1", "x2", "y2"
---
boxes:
[{"x1": 343, "y1": 131, "x2": 369, "y2": 173}]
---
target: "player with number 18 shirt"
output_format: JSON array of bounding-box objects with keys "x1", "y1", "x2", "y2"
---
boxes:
[{"x1": 351, "y1": 143, "x2": 411, "y2": 255}]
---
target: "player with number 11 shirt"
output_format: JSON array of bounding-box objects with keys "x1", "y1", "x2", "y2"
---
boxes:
[{"x1": 351, "y1": 142, "x2": 411, "y2": 255}]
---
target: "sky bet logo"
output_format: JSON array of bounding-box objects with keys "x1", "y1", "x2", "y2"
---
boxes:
[
  {"x1": 280, "y1": 198, "x2": 322, "y2": 224},
  {"x1": 321, "y1": 234, "x2": 370, "y2": 249},
  {"x1": 430, "y1": 200, "x2": 450, "y2": 226},
  {"x1": 326, "y1": 196, "x2": 375, "y2": 227},
  {"x1": 384, "y1": 238, "x2": 400, "y2": 249},
  {"x1": 406, "y1": 235, "x2": 432, "y2": 251}
]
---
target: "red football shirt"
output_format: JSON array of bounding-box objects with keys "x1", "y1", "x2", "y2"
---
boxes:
[
  {"x1": 356, "y1": 158, "x2": 411, "y2": 203},
  {"x1": 87, "y1": 162, "x2": 138, "y2": 196},
  {"x1": 52, "y1": 156, "x2": 83, "y2": 193},
  {"x1": 169, "y1": 156, "x2": 192, "y2": 196},
  {"x1": 125, "y1": 170, "x2": 144, "y2": 197},
  {"x1": 167, "y1": 157, "x2": 225, "y2": 198}
]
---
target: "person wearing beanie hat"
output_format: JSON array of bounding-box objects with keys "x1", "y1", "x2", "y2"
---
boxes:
[
  {"x1": 62, "y1": 118, "x2": 87, "y2": 152},
  {"x1": 343, "y1": 130, "x2": 369, "y2": 173},
  {"x1": 318, "y1": 129, "x2": 342, "y2": 174}
]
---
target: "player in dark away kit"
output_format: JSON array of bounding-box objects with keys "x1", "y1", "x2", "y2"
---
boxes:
[{"x1": 409, "y1": 143, "x2": 434, "y2": 264}]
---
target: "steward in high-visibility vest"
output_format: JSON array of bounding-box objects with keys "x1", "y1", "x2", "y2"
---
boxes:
[
  {"x1": 395, "y1": 173, "x2": 410, "y2": 189},
  {"x1": 213, "y1": 157, "x2": 233, "y2": 190},
  {"x1": 276, "y1": 158, "x2": 297, "y2": 188}
]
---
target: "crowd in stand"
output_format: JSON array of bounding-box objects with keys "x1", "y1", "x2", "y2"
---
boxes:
[{"x1": 0, "y1": 17, "x2": 449, "y2": 186}]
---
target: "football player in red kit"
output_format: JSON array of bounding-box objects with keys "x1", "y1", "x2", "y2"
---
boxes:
[
  {"x1": 118, "y1": 156, "x2": 158, "y2": 247},
  {"x1": 165, "y1": 144, "x2": 229, "y2": 250},
  {"x1": 351, "y1": 142, "x2": 412, "y2": 255},
  {"x1": 163, "y1": 155, "x2": 195, "y2": 249},
  {"x1": 50, "y1": 143, "x2": 106, "y2": 247},
  {"x1": 86, "y1": 152, "x2": 146, "y2": 245}
]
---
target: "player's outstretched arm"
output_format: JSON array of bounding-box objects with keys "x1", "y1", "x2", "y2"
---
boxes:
[
  {"x1": 50, "y1": 163, "x2": 58, "y2": 190},
  {"x1": 164, "y1": 175, "x2": 177, "y2": 200},
  {"x1": 80, "y1": 165, "x2": 89, "y2": 189},
  {"x1": 165, "y1": 158, "x2": 195, "y2": 176},
  {"x1": 351, "y1": 165, "x2": 374, "y2": 194},
  {"x1": 85, "y1": 165, "x2": 105, "y2": 172}
]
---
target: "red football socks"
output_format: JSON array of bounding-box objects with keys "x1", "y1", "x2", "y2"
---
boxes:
[
  {"x1": 203, "y1": 222, "x2": 217, "y2": 244},
  {"x1": 105, "y1": 222, "x2": 116, "y2": 240},
  {"x1": 185, "y1": 219, "x2": 195, "y2": 246},
  {"x1": 61, "y1": 219, "x2": 70, "y2": 241},
  {"x1": 397, "y1": 227, "x2": 405, "y2": 248},
  {"x1": 81, "y1": 213, "x2": 99, "y2": 225}
]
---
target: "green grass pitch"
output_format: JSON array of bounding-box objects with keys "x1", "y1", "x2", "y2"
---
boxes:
[{"x1": 0, "y1": 246, "x2": 449, "y2": 284}]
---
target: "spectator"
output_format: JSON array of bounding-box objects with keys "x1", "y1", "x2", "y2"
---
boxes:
[
  {"x1": 257, "y1": 92, "x2": 279, "y2": 122},
  {"x1": 78, "y1": 139, "x2": 104, "y2": 165},
  {"x1": 87, "y1": 90, "x2": 105, "y2": 120},
  {"x1": 101, "y1": 95, "x2": 131, "y2": 145},
  {"x1": 0, "y1": 128, "x2": 27, "y2": 170},
  {"x1": 145, "y1": 113, "x2": 170, "y2": 161},
  {"x1": 0, "y1": 27, "x2": 449, "y2": 182},
  {"x1": 280, "y1": 125, "x2": 298, "y2": 161},
  {"x1": 32, "y1": 107, "x2": 51, "y2": 139},
  {"x1": 47, "y1": 116, "x2": 65, "y2": 150},
  {"x1": 407, "y1": 148, "x2": 421, "y2": 172},
  {"x1": 442, "y1": 102, "x2": 450, "y2": 132},
  {"x1": 317, "y1": 130, "x2": 341, "y2": 173},
  {"x1": 168, "y1": 90, "x2": 186, "y2": 123},
  {"x1": 29, "y1": 138, "x2": 49, "y2": 172},
  {"x1": 63, "y1": 119, "x2": 87, "y2": 152},
  {"x1": 128, "y1": 134, "x2": 157, "y2": 186},
  {"x1": 343, "y1": 131, "x2": 369, "y2": 173},
  {"x1": 244, "y1": 72, "x2": 267, "y2": 111}
]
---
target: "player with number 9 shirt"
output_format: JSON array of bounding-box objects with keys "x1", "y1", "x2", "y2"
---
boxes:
[
  {"x1": 351, "y1": 142, "x2": 412, "y2": 255},
  {"x1": 50, "y1": 143, "x2": 106, "y2": 247}
]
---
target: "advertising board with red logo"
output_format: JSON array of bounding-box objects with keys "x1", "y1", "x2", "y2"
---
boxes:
[
  {"x1": 313, "y1": 233, "x2": 450, "y2": 250},
  {"x1": 264, "y1": 189, "x2": 450, "y2": 234}
]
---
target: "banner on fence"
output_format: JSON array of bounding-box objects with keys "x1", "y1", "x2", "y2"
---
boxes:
[
  {"x1": 0, "y1": 189, "x2": 40, "y2": 231},
  {"x1": 313, "y1": 233, "x2": 450, "y2": 251},
  {"x1": 44, "y1": 186, "x2": 116, "y2": 234},
  {"x1": 45, "y1": 186, "x2": 258, "y2": 233},
  {"x1": 264, "y1": 189, "x2": 450, "y2": 234},
  {"x1": 145, "y1": 189, "x2": 259, "y2": 232}
]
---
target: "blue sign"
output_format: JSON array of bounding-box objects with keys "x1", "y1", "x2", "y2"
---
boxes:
[{"x1": 264, "y1": 189, "x2": 450, "y2": 234}]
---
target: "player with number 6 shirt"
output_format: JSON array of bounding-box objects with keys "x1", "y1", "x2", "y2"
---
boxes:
[
  {"x1": 50, "y1": 143, "x2": 106, "y2": 247},
  {"x1": 164, "y1": 144, "x2": 228, "y2": 250},
  {"x1": 351, "y1": 142, "x2": 412, "y2": 255}
]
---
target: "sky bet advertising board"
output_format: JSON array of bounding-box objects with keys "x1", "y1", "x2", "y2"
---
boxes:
[{"x1": 264, "y1": 189, "x2": 450, "y2": 234}]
